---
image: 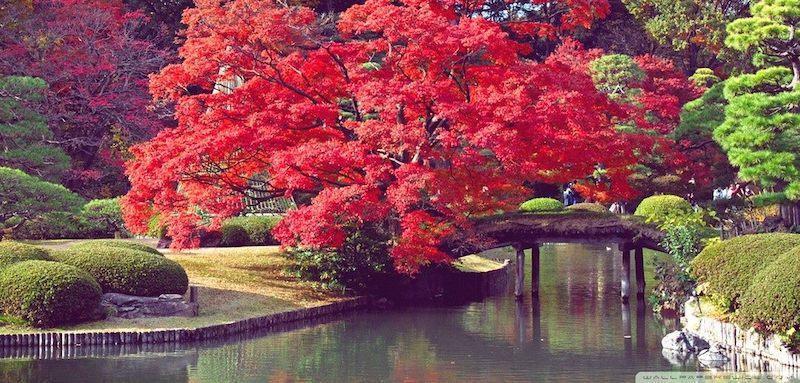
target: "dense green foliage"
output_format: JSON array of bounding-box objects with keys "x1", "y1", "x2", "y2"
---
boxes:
[
  {"x1": 714, "y1": 0, "x2": 800, "y2": 199},
  {"x1": 0, "y1": 167, "x2": 83, "y2": 238},
  {"x1": 82, "y1": 198, "x2": 126, "y2": 237},
  {"x1": 648, "y1": 207, "x2": 715, "y2": 313},
  {"x1": 633, "y1": 195, "x2": 692, "y2": 223},
  {"x1": 565, "y1": 203, "x2": 609, "y2": 213},
  {"x1": 736, "y1": 246, "x2": 800, "y2": 334},
  {"x1": 0, "y1": 76, "x2": 70, "y2": 182},
  {"x1": 519, "y1": 198, "x2": 564, "y2": 212},
  {"x1": 0, "y1": 241, "x2": 51, "y2": 269},
  {"x1": 589, "y1": 54, "x2": 644, "y2": 102},
  {"x1": 0, "y1": 260, "x2": 101, "y2": 327},
  {"x1": 621, "y1": 0, "x2": 748, "y2": 70},
  {"x1": 54, "y1": 246, "x2": 187, "y2": 296},
  {"x1": 220, "y1": 224, "x2": 250, "y2": 247},
  {"x1": 220, "y1": 215, "x2": 282, "y2": 246},
  {"x1": 71, "y1": 240, "x2": 162, "y2": 256},
  {"x1": 691, "y1": 233, "x2": 800, "y2": 311},
  {"x1": 284, "y1": 226, "x2": 394, "y2": 293}
]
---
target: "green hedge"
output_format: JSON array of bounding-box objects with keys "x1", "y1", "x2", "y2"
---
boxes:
[
  {"x1": 691, "y1": 233, "x2": 800, "y2": 310},
  {"x1": 519, "y1": 198, "x2": 563, "y2": 212},
  {"x1": 53, "y1": 246, "x2": 188, "y2": 297},
  {"x1": 0, "y1": 241, "x2": 51, "y2": 269},
  {"x1": 0, "y1": 260, "x2": 101, "y2": 327},
  {"x1": 220, "y1": 215, "x2": 282, "y2": 247},
  {"x1": 634, "y1": 195, "x2": 692, "y2": 222},
  {"x1": 71, "y1": 240, "x2": 162, "y2": 257},
  {"x1": 566, "y1": 202, "x2": 608, "y2": 213},
  {"x1": 736, "y1": 246, "x2": 800, "y2": 334}
]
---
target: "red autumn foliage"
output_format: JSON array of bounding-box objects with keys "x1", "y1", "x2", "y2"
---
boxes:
[
  {"x1": 0, "y1": 0, "x2": 168, "y2": 197},
  {"x1": 122, "y1": 0, "x2": 693, "y2": 273}
]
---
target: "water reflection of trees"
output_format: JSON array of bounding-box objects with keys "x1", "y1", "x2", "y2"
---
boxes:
[{"x1": 0, "y1": 244, "x2": 684, "y2": 382}]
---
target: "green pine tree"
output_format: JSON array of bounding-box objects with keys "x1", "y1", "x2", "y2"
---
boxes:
[
  {"x1": 714, "y1": 0, "x2": 800, "y2": 199},
  {"x1": 0, "y1": 76, "x2": 70, "y2": 182}
]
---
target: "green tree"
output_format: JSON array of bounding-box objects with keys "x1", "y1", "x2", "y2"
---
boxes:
[
  {"x1": 0, "y1": 76, "x2": 70, "y2": 182},
  {"x1": 674, "y1": 71, "x2": 737, "y2": 190},
  {"x1": 714, "y1": 0, "x2": 800, "y2": 201},
  {"x1": 81, "y1": 198, "x2": 126, "y2": 237},
  {"x1": 0, "y1": 167, "x2": 83, "y2": 239},
  {"x1": 622, "y1": 0, "x2": 750, "y2": 71}
]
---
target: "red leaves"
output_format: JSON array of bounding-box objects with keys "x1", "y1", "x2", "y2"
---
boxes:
[{"x1": 123, "y1": 0, "x2": 689, "y2": 274}]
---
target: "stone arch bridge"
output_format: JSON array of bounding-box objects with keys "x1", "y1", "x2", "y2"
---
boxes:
[{"x1": 442, "y1": 212, "x2": 666, "y2": 302}]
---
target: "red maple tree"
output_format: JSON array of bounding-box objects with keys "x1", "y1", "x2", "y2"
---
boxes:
[
  {"x1": 123, "y1": 0, "x2": 678, "y2": 273},
  {"x1": 0, "y1": 0, "x2": 168, "y2": 197}
]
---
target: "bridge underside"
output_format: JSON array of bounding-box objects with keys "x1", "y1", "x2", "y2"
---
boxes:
[{"x1": 442, "y1": 212, "x2": 666, "y2": 302}]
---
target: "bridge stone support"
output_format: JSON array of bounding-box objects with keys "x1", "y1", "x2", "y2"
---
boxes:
[
  {"x1": 531, "y1": 244, "x2": 540, "y2": 296},
  {"x1": 634, "y1": 246, "x2": 645, "y2": 298},
  {"x1": 619, "y1": 243, "x2": 631, "y2": 303},
  {"x1": 514, "y1": 244, "x2": 525, "y2": 298}
]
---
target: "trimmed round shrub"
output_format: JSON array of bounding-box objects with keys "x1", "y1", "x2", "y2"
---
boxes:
[
  {"x1": 519, "y1": 198, "x2": 563, "y2": 212},
  {"x1": 71, "y1": 239, "x2": 162, "y2": 256},
  {"x1": 0, "y1": 260, "x2": 101, "y2": 327},
  {"x1": 566, "y1": 202, "x2": 608, "y2": 213},
  {"x1": 736, "y1": 247, "x2": 800, "y2": 334},
  {"x1": 221, "y1": 215, "x2": 282, "y2": 246},
  {"x1": 220, "y1": 224, "x2": 250, "y2": 247},
  {"x1": 691, "y1": 233, "x2": 800, "y2": 310},
  {"x1": 0, "y1": 241, "x2": 51, "y2": 269},
  {"x1": 634, "y1": 195, "x2": 692, "y2": 222},
  {"x1": 53, "y1": 246, "x2": 188, "y2": 297}
]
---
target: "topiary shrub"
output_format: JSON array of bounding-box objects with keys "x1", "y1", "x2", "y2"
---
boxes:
[
  {"x1": 71, "y1": 239, "x2": 162, "y2": 257},
  {"x1": 519, "y1": 198, "x2": 563, "y2": 213},
  {"x1": 634, "y1": 195, "x2": 692, "y2": 223},
  {"x1": 220, "y1": 215, "x2": 282, "y2": 246},
  {"x1": 220, "y1": 224, "x2": 250, "y2": 247},
  {"x1": 81, "y1": 198, "x2": 126, "y2": 237},
  {"x1": 0, "y1": 241, "x2": 52, "y2": 269},
  {"x1": 691, "y1": 233, "x2": 800, "y2": 311},
  {"x1": 736, "y1": 246, "x2": 800, "y2": 334},
  {"x1": 0, "y1": 260, "x2": 101, "y2": 327},
  {"x1": 53, "y1": 246, "x2": 188, "y2": 297},
  {"x1": 566, "y1": 202, "x2": 608, "y2": 213}
]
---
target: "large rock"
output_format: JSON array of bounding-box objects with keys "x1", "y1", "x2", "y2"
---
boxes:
[
  {"x1": 662, "y1": 330, "x2": 710, "y2": 353},
  {"x1": 698, "y1": 345, "x2": 729, "y2": 368},
  {"x1": 101, "y1": 292, "x2": 198, "y2": 319}
]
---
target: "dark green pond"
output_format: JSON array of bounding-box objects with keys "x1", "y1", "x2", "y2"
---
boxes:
[{"x1": 0, "y1": 244, "x2": 721, "y2": 382}]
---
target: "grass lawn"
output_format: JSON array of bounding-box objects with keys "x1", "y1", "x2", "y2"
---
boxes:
[
  {"x1": 453, "y1": 255, "x2": 506, "y2": 273},
  {"x1": 0, "y1": 242, "x2": 347, "y2": 334}
]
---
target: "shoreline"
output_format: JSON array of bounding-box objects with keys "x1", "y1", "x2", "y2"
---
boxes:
[
  {"x1": 0, "y1": 296, "x2": 370, "y2": 349},
  {"x1": 683, "y1": 298, "x2": 800, "y2": 369}
]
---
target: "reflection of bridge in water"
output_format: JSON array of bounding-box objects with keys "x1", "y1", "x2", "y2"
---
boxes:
[{"x1": 444, "y1": 212, "x2": 666, "y2": 301}]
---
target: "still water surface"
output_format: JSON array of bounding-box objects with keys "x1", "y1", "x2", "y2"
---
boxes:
[{"x1": 1, "y1": 244, "x2": 693, "y2": 382}]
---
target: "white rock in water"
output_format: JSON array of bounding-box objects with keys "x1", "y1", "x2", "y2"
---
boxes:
[
  {"x1": 698, "y1": 345, "x2": 729, "y2": 367},
  {"x1": 662, "y1": 330, "x2": 689, "y2": 352},
  {"x1": 662, "y1": 330, "x2": 710, "y2": 353}
]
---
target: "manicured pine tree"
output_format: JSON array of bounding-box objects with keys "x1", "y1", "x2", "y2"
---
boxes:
[{"x1": 714, "y1": 0, "x2": 800, "y2": 224}]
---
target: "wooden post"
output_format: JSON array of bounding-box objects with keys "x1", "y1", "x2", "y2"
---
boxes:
[
  {"x1": 188, "y1": 285, "x2": 198, "y2": 303},
  {"x1": 619, "y1": 243, "x2": 631, "y2": 303},
  {"x1": 531, "y1": 244, "x2": 540, "y2": 296},
  {"x1": 634, "y1": 246, "x2": 645, "y2": 299},
  {"x1": 514, "y1": 244, "x2": 525, "y2": 298}
]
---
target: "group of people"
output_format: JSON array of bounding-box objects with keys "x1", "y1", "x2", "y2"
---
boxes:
[{"x1": 712, "y1": 183, "x2": 753, "y2": 201}]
